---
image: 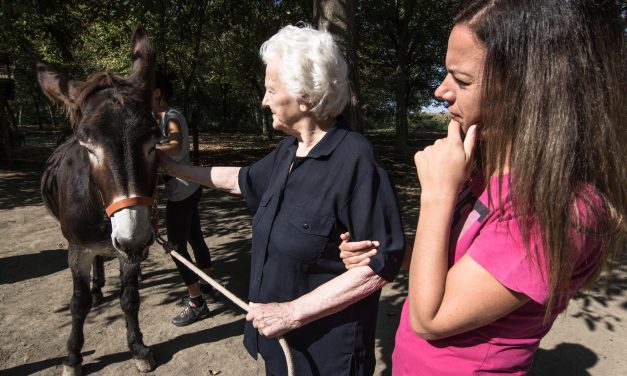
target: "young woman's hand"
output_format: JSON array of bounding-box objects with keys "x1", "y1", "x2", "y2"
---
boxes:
[
  {"x1": 338, "y1": 232, "x2": 379, "y2": 269},
  {"x1": 414, "y1": 120, "x2": 477, "y2": 201}
]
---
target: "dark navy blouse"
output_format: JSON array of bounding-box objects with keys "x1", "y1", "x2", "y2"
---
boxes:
[{"x1": 238, "y1": 120, "x2": 405, "y2": 375}]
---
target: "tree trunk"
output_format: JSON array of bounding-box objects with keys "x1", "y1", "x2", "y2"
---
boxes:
[
  {"x1": 262, "y1": 110, "x2": 272, "y2": 140},
  {"x1": 31, "y1": 90, "x2": 43, "y2": 130},
  {"x1": 157, "y1": 0, "x2": 168, "y2": 72},
  {"x1": 220, "y1": 83, "x2": 230, "y2": 130},
  {"x1": 191, "y1": 108, "x2": 200, "y2": 165},
  {"x1": 0, "y1": 98, "x2": 13, "y2": 167},
  {"x1": 248, "y1": 76, "x2": 271, "y2": 139},
  {"x1": 394, "y1": 68, "x2": 409, "y2": 154},
  {"x1": 392, "y1": 0, "x2": 417, "y2": 154},
  {"x1": 47, "y1": 103, "x2": 57, "y2": 128},
  {"x1": 181, "y1": 1, "x2": 207, "y2": 165},
  {"x1": 313, "y1": 0, "x2": 363, "y2": 131},
  {"x1": 5, "y1": 102, "x2": 18, "y2": 131}
]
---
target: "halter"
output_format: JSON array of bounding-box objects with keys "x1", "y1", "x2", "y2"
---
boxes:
[
  {"x1": 99, "y1": 176, "x2": 168, "y2": 249},
  {"x1": 101, "y1": 176, "x2": 160, "y2": 218},
  {"x1": 105, "y1": 196, "x2": 155, "y2": 217}
]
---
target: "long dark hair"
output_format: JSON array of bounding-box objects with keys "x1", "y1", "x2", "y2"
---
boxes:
[
  {"x1": 456, "y1": 0, "x2": 626, "y2": 316},
  {"x1": 154, "y1": 70, "x2": 177, "y2": 102}
]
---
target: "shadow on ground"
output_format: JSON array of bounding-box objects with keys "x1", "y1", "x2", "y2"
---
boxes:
[
  {"x1": 0, "y1": 167, "x2": 43, "y2": 209},
  {"x1": 1, "y1": 130, "x2": 624, "y2": 375},
  {"x1": 0, "y1": 248, "x2": 67, "y2": 285},
  {"x1": 529, "y1": 343, "x2": 598, "y2": 376}
]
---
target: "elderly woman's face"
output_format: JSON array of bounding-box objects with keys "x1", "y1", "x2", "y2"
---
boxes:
[
  {"x1": 262, "y1": 59, "x2": 305, "y2": 133},
  {"x1": 435, "y1": 24, "x2": 486, "y2": 133}
]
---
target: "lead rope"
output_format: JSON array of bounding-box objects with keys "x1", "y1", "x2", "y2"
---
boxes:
[{"x1": 151, "y1": 183, "x2": 295, "y2": 376}]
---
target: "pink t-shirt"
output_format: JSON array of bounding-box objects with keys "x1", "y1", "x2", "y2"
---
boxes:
[{"x1": 392, "y1": 174, "x2": 602, "y2": 375}]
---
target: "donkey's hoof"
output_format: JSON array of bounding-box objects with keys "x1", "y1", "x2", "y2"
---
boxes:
[
  {"x1": 62, "y1": 363, "x2": 82, "y2": 376},
  {"x1": 133, "y1": 352, "x2": 155, "y2": 373}
]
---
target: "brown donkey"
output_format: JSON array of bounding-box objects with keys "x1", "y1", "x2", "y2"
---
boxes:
[{"x1": 38, "y1": 27, "x2": 159, "y2": 375}]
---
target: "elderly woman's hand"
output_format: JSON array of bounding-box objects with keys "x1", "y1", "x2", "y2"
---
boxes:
[
  {"x1": 156, "y1": 149, "x2": 178, "y2": 175},
  {"x1": 339, "y1": 232, "x2": 379, "y2": 269},
  {"x1": 246, "y1": 301, "x2": 301, "y2": 338}
]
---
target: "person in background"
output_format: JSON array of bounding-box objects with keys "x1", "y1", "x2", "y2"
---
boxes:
[
  {"x1": 158, "y1": 25, "x2": 405, "y2": 375},
  {"x1": 339, "y1": 0, "x2": 626, "y2": 374},
  {"x1": 153, "y1": 71, "x2": 218, "y2": 327}
]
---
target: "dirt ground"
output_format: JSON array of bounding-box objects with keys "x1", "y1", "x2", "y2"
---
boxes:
[{"x1": 0, "y1": 134, "x2": 625, "y2": 375}]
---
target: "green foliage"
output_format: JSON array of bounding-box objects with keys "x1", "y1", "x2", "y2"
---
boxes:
[
  {"x1": 409, "y1": 111, "x2": 449, "y2": 132},
  {"x1": 1, "y1": 0, "x2": 454, "y2": 134},
  {"x1": 357, "y1": 0, "x2": 456, "y2": 127}
]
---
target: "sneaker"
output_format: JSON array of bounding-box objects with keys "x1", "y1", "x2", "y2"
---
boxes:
[
  {"x1": 171, "y1": 302, "x2": 211, "y2": 327},
  {"x1": 180, "y1": 290, "x2": 218, "y2": 306}
]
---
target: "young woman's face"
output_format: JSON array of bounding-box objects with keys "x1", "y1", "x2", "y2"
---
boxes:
[
  {"x1": 151, "y1": 88, "x2": 166, "y2": 113},
  {"x1": 435, "y1": 24, "x2": 486, "y2": 133},
  {"x1": 262, "y1": 59, "x2": 305, "y2": 133}
]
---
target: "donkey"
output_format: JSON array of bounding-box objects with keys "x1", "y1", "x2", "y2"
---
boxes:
[{"x1": 38, "y1": 27, "x2": 159, "y2": 375}]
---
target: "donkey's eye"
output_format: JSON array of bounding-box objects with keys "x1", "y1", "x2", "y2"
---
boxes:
[
  {"x1": 78, "y1": 141, "x2": 101, "y2": 164},
  {"x1": 81, "y1": 145, "x2": 94, "y2": 155},
  {"x1": 78, "y1": 141, "x2": 92, "y2": 153},
  {"x1": 86, "y1": 148, "x2": 99, "y2": 161}
]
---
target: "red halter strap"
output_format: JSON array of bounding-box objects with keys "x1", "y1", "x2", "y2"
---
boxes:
[{"x1": 105, "y1": 196, "x2": 155, "y2": 218}]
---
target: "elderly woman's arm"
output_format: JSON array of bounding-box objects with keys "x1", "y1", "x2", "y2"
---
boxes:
[
  {"x1": 158, "y1": 150, "x2": 241, "y2": 194},
  {"x1": 246, "y1": 266, "x2": 387, "y2": 338}
]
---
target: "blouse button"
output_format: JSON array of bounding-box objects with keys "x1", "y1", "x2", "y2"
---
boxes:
[{"x1": 302, "y1": 223, "x2": 310, "y2": 230}]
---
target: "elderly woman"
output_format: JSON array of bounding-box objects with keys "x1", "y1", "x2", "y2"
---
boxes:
[{"x1": 158, "y1": 25, "x2": 405, "y2": 375}]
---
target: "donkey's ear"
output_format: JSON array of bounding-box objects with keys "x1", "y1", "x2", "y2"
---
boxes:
[
  {"x1": 129, "y1": 26, "x2": 155, "y2": 89},
  {"x1": 36, "y1": 63, "x2": 84, "y2": 109}
]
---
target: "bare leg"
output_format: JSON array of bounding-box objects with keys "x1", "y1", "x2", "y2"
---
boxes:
[{"x1": 187, "y1": 281, "x2": 202, "y2": 297}]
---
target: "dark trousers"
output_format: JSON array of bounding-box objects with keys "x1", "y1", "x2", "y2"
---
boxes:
[{"x1": 166, "y1": 187, "x2": 212, "y2": 286}]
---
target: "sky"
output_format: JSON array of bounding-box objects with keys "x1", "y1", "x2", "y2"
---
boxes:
[{"x1": 422, "y1": 101, "x2": 448, "y2": 114}]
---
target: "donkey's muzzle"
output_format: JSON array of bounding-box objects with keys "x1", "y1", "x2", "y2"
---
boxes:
[
  {"x1": 113, "y1": 231, "x2": 153, "y2": 264},
  {"x1": 110, "y1": 205, "x2": 155, "y2": 263}
]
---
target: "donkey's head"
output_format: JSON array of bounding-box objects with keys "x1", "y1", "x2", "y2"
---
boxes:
[{"x1": 38, "y1": 27, "x2": 159, "y2": 263}]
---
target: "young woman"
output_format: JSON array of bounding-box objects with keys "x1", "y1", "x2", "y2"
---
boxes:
[
  {"x1": 153, "y1": 71, "x2": 217, "y2": 326},
  {"x1": 340, "y1": 0, "x2": 625, "y2": 374}
]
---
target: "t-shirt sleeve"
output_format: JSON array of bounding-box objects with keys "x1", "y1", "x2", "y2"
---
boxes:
[
  {"x1": 161, "y1": 110, "x2": 180, "y2": 140},
  {"x1": 238, "y1": 144, "x2": 280, "y2": 213},
  {"x1": 467, "y1": 217, "x2": 550, "y2": 304},
  {"x1": 339, "y1": 166, "x2": 405, "y2": 282}
]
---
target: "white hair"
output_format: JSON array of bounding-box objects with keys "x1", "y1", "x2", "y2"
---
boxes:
[{"x1": 260, "y1": 24, "x2": 350, "y2": 120}]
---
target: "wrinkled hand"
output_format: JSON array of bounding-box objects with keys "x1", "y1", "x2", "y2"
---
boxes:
[
  {"x1": 339, "y1": 232, "x2": 379, "y2": 269},
  {"x1": 246, "y1": 302, "x2": 301, "y2": 338},
  {"x1": 414, "y1": 120, "x2": 477, "y2": 200},
  {"x1": 157, "y1": 150, "x2": 177, "y2": 175}
]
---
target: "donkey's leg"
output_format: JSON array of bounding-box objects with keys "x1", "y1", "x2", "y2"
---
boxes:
[
  {"x1": 119, "y1": 258, "x2": 154, "y2": 373},
  {"x1": 63, "y1": 247, "x2": 94, "y2": 376},
  {"x1": 90, "y1": 256, "x2": 105, "y2": 306}
]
